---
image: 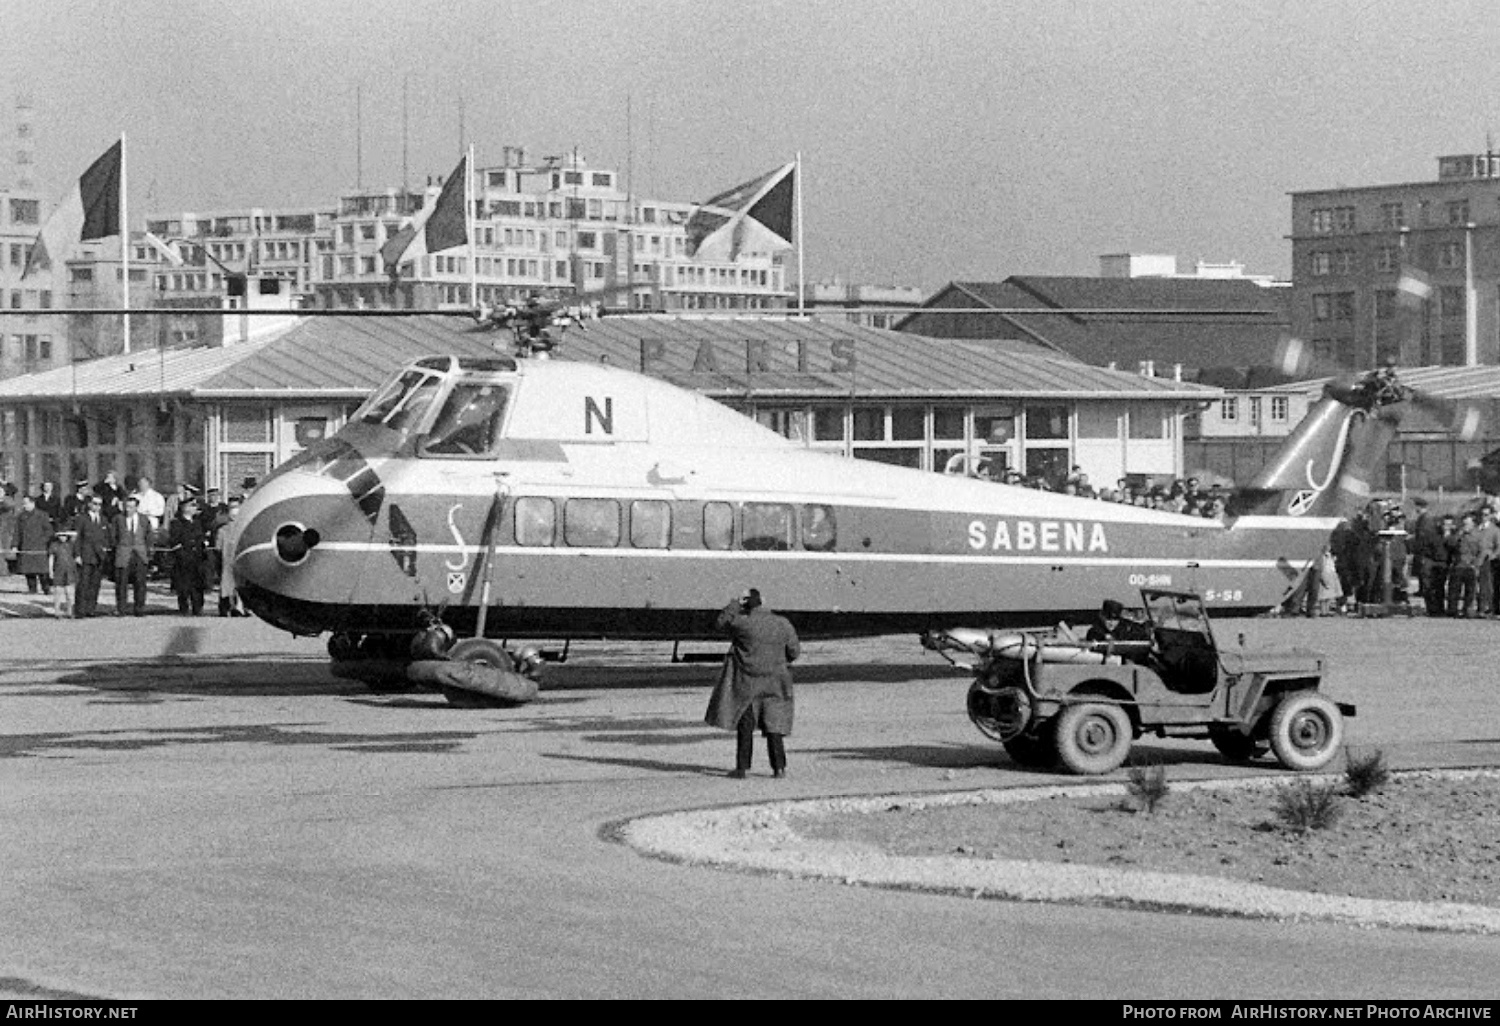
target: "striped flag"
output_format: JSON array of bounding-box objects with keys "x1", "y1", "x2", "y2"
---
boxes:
[
  {"x1": 686, "y1": 161, "x2": 795, "y2": 262},
  {"x1": 381, "y1": 154, "x2": 469, "y2": 280},
  {"x1": 21, "y1": 139, "x2": 122, "y2": 279},
  {"x1": 1396, "y1": 266, "x2": 1433, "y2": 308}
]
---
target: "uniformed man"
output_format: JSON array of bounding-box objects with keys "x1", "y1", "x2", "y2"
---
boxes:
[
  {"x1": 1085, "y1": 599, "x2": 1150, "y2": 644},
  {"x1": 705, "y1": 588, "x2": 800, "y2": 779}
]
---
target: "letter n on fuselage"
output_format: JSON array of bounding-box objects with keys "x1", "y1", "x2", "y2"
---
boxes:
[{"x1": 585, "y1": 396, "x2": 613, "y2": 435}]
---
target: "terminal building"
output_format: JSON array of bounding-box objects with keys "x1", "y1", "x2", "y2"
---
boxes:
[{"x1": 0, "y1": 304, "x2": 1220, "y2": 498}]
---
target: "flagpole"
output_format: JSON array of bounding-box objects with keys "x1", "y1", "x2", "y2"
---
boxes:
[
  {"x1": 121, "y1": 132, "x2": 130, "y2": 354},
  {"x1": 795, "y1": 151, "x2": 804, "y2": 315},
  {"x1": 1465, "y1": 220, "x2": 1478, "y2": 366},
  {"x1": 467, "y1": 144, "x2": 477, "y2": 309}
]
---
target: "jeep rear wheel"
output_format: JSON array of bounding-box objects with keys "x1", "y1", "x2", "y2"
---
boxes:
[
  {"x1": 1268, "y1": 692, "x2": 1344, "y2": 771},
  {"x1": 1054, "y1": 703, "x2": 1132, "y2": 775}
]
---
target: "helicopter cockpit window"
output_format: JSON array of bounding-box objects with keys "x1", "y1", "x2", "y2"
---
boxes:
[
  {"x1": 423, "y1": 382, "x2": 510, "y2": 456},
  {"x1": 356, "y1": 370, "x2": 440, "y2": 428}
]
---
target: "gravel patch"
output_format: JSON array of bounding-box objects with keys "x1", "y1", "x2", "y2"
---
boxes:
[{"x1": 620, "y1": 768, "x2": 1500, "y2": 934}]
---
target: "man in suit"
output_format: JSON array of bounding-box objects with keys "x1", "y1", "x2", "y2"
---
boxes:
[
  {"x1": 705, "y1": 588, "x2": 800, "y2": 779},
  {"x1": 112, "y1": 495, "x2": 153, "y2": 616},
  {"x1": 73, "y1": 494, "x2": 112, "y2": 618}
]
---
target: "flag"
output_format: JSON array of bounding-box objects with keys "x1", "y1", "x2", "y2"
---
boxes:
[
  {"x1": 381, "y1": 154, "x2": 469, "y2": 279},
  {"x1": 143, "y1": 231, "x2": 184, "y2": 267},
  {"x1": 1272, "y1": 335, "x2": 1313, "y2": 378},
  {"x1": 21, "y1": 139, "x2": 123, "y2": 279},
  {"x1": 685, "y1": 160, "x2": 795, "y2": 262},
  {"x1": 1396, "y1": 266, "x2": 1433, "y2": 308}
]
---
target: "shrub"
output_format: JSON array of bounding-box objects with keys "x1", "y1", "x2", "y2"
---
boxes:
[
  {"x1": 1343, "y1": 748, "x2": 1391, "y2": 798},
  {"x1": 1125, "y1": 761, "x2": 1170, "y2": 814},
  {"x1": 1274, "y1": 778, "x2": 1342, "y2": 833}
]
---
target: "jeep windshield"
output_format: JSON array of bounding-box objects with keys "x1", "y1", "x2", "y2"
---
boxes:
[{"x1": 1142, "y1": 589, "x2": 1213, "y2": 639}]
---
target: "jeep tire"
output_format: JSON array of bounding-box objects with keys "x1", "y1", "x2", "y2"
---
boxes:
[
  {"x1": 1054, "y1": 702, "x2": 1132, "y2": 775},
  {"x1": 1268, "y1": 692, "x2": 1344, "y2": 771}
]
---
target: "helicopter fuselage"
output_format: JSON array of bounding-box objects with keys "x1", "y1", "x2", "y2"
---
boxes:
[{"x1": 230, "y1": 355, "x2": 1337, "y2": 643}]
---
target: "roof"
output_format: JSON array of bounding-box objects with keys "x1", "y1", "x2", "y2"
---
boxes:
[
  {"x1": 0, "y1": 313, "x2": 1223, "y2": 404},
  {"x1": 895, "y1": 278, "x2": 1291, "y2": 383}
]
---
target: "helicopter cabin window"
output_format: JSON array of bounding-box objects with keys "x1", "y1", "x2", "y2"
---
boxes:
[
  {"x1": 801, "y1": 505, "x2": 837, "y2": 551},
  {"x1": 564, "y1": 499, "x2": 621, "y2": 548},
  {"x1": 703, "y1": 502, "x2": 734, "y2": 550},
  {"x1": 514, "y1": 498, "x2": 556, "y2": 547},
  {"x1": 424, "y1": 383, "x2": 509, "y2": 456},
  {"x1": 630, "y1": 500, "x2": 671, "y2": 549},
  {"x1": 742, "y1": 503, "x2": 794, "y2": 551}
]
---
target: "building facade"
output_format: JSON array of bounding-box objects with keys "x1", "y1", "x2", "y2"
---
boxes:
[
  {"x1": 0, "y1": 313, "x2": 1220, "y2": 499},
  {"x1": 1289, "y1": 149, "x2": 1500, "y2": 370}
]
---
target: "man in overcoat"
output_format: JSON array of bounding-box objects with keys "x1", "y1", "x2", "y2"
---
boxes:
[
  {"x1": 14, "y1": 495, "x2": 54, "y2": 593},
  {"x1": 706, "y1": 588, "x2": 800, "y2": 778},
  {"x1": 73, "y1": 494, "x2": 112, "y2": 618},
  {"x1": 167, "y1": 499, "x2": 210, "y2": 616},
  {"x1": 112, "y1": 495, "x2": 153, "y2": 616}
]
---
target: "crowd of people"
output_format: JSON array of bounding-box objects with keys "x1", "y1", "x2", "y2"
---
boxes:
[
  {"x1": 0, "y1": 472, "x2": 248, "y2": 618},
  {"x1": 1292, "y1": 494, "x2": 1500, "y2": 618},
  {"x1": 959, "y1": 459, "x2": 1234, "y2": 520}
]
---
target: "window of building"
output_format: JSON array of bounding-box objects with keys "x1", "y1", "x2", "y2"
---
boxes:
[
  {"x1": 1375, "y1": 289, "x2": 1396, "y2": 320},
  {"x1": 1270, "y1": 396, "x2": 1289, "y2": 422},
  {"x1": 889, "y1": 407, "x2": 924, "y2": 441},
  {"x1": 1076, "y1": 405, "x2": 1120, "y2": 439},
  {"x1": 1438, "y1": 242, "x2": 1463, "y2": 269},
  {"x1": 1373, "y1": 246, "x2": 1398, "y2": 273},
  {"x1": 1024, "y1": 404, "x2": 1068, "y2": 440},
  {"x1": 811, "y1": 406, "x2": 844, "y2": 442},
  {"x1": 1310, "y1": 209, "x2": 1333, "y2": 234},
  {"x1": 1127, "y1": 404, "x2": 1169, "y2": 439},
  {"x1": 1310, "y1": 251, "x2": 1332, "y2": 276},
  {"x1": 592, "y1": 172, "x2": 612, "y2": 187},
  {"x1": 1448, "y1": 199, "x2": 1471, "y2": 225},
  {"x1": 1380, "y1": 203, "x2": 1405, "y2": 229},
  {"x1": 1220, "y1": 397, "x2": 1238, "y2": 421},
  {"x1": 973, "y1": 406, "x2": 1015, "y2": 445},
  {"x1": 564, "y1": 498, "x2": 620, "y2": 547},
  {"x1": 703, "y1": 502, "x2": 733, "y2": 550},
  {"x1": 932, "y1": 408, "x2": 964, "y2": 440},
  {"x1": 1332, "y1": 250, "x2": 1355, "y2": 275},
  {"x1": 852, "y1": 408, "x2": 884, "y2": 441},
  {"x1": 8, "y1": 198, "x2": 39, "y2": 225},
  {"x1": 564, "y1": 171, "x2": 583, "y2": 185},
  {"x1": 629, "y1": 500, "x2": 671, "y2": 549},
  {"x1": 1334, "y1": 206, "x2": 1357, "y2": 232},
  {"x1": 514, "y1": 497, "x2": 556, "y2": 546}
]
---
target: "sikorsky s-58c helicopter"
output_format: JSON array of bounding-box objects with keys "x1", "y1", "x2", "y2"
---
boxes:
[{"x1": 228, "y1": 310, "x2": 1481, "y2": 704}]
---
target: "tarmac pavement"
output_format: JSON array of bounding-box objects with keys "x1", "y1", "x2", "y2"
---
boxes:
[{"x1": 2, "y1": 574, "x2": 1499, "y2": 999}]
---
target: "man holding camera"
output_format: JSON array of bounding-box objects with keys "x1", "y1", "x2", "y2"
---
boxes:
[{"x1": 705, "y1": 588, "x2": 800, "y2": 779}]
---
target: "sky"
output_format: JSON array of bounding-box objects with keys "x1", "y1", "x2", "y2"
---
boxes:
[{"x1": 4, "y1": 0, "x2": 1500, "y2": 292}]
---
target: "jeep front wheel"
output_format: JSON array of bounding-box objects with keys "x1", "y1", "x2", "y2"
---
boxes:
[
  {"x1": 1268, "y1": 692, "x2": 1344, "y2": 771},
  {"x1": 1054, "y1": 703, "x2": 1132, "y2": 775}
]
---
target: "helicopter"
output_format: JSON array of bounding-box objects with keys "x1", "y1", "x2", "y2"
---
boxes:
[{"x1": 226, "y1": 306, "x2": 1483, "y2": 704}]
